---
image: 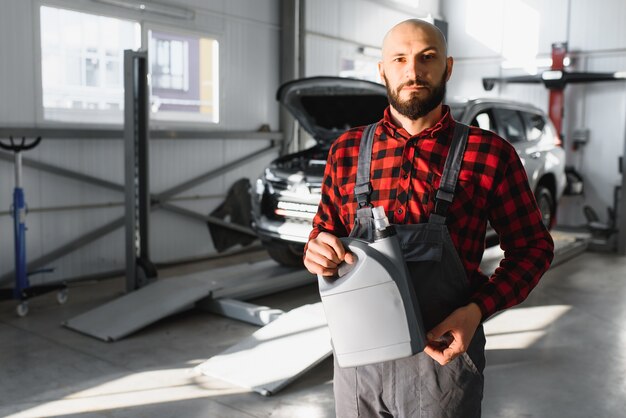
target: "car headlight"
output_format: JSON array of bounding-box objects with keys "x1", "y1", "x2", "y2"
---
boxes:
[{"x1": 255, "y1": 177, "x2": 265, "y2": 197}]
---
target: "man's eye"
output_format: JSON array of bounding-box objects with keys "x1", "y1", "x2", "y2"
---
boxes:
[{"x1": 423, "y1": 54, "x2": 435, "y2": 61}]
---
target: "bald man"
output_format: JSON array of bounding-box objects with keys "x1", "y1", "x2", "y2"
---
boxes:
[{"x1": 304, "y1": 19, "x2": 554, "y2": 417}]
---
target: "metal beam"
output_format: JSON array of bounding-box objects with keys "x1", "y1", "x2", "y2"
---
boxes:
[
  {"x1": 199, "y1": 298, "x2": 284, "y2": 326},
  {"x1": 0, "y1": 151, "x2": 124, "y2": 192},
  {"x1": 0, "y1": 199, "x2": 258, "y2": 286},
  {"x1": 160, "y1": 202, "x2": 258, "y2": 237},
  {"x1": 154, "y1": 144, "x2": 278, "y2": 202},
  {"x1": 0, "y1": 127, "x2": 283, "y2": 141},
  {"x1": 0, "y1": 136, "x2": 279, "y2": 286},
  {"x1": 0, "y1": 217, "x2": 125, "y2": 284}
]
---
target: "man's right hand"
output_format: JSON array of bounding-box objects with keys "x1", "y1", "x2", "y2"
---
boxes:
[{"x1": 304, "y1": 232, "x2": 356, "y2": 276}]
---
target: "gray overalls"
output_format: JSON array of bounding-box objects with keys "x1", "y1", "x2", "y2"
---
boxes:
[{"x1": 333, "y1": 122, "x2": 486, "y2": 418}]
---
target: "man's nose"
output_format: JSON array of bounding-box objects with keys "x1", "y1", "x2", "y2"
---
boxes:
[{"x1": 404, "y1": 59, "x2": 419, "y2": 80}]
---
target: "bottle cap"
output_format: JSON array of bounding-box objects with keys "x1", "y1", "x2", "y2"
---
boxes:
[{"x1": 372, "y1": 206, "x2": 390, "y2": 231}]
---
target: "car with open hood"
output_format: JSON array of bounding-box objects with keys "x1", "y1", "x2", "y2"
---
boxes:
[{"x1": 250, "y1": 76, "x2": 566, "y2": 267}]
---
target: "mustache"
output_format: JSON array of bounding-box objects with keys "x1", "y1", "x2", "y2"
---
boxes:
[{"x1": 397, "y1": 79, "x2": 431, "y2": 91}]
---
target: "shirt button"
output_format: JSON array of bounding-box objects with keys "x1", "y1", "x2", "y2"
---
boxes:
[
  {"x1": 397, "y1": 208, "x2": 403, "y2": 214},
  {"x1": 402, "y1": 174, "x2": 408, "y2": 180}
]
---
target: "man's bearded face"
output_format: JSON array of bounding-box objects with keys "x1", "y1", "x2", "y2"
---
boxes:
[{"x1": 384, "y1": 65, "x2": 448, "y2": 120}]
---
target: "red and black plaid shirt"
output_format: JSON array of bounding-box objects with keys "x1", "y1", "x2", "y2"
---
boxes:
[{"x1": 307, "y1": 105, "x2": 554, "y2": 320}]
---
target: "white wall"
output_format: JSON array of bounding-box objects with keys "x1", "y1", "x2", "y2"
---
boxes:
[
  {"x1": 443, "y1": 0, "x2": 626, "y2": 227},
  {"x1": 305, "y1": 0, "x2": 442, "y2": 77},
  {"x1": 0, "y1": 0, "x2": 281, "y2": 284}
]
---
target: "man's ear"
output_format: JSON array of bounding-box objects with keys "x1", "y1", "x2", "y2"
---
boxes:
[
  {"x1": 445, "y1": 57, "x2": 454, "y2": 82},
  {"x1": 378, "y1": 61, "x2": 385, "y2": 85}
]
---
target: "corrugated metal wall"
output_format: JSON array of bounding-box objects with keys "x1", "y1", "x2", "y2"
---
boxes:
[
  {"x1": 304, "y1": 0, "x2": 442, "y2": 77},
  {"x1": 0, "y1": 0, "x2": 281, "y2": 283},
  {"x1": 443, "y1": 0, "x2": 626, "y2": 227}
]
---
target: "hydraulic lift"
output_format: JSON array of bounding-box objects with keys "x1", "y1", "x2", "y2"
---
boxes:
[
  {"x1": 482, "y1": 42, "x2": 626, "y2": 254},
  {"x1": 63, "y1": 50, "x2": 315, "y2": 340}
]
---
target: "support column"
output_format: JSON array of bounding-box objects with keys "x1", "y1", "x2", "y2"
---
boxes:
[
  {"x1": 124, "y1": 50, "x2": 157, "y2": 292},
  {"x1": 279, "y1": 0, "x2": 304, "y2": 154}
]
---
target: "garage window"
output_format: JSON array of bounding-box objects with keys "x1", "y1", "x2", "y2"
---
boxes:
[
  {"x1": 39, "y1": 6, "x2": 220, "y2": 125},
  {"x1": 40, "y1": 6, "x2": 140, "y2": 123}
]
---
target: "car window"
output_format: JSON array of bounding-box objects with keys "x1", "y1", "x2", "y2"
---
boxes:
[
  {"x1": 493, "y1": 108, "x2": 526, "y2": 143},
  {"x1": 521, "y1": 112, "x2": 546, "y2": 141},
  {"x1": 470, "y1": 111, "x2": 495, "y2": 131}
]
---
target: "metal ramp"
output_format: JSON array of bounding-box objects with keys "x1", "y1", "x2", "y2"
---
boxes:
[
  {"x1": 63, "y1": 259, "x2": 316, "y2": 341},
  {"x1": 197, "y1": 302, "x2": 331, "y2": 396},
  {"x1": 198, "y1": 230, "x2": 589, "y2": 395}
]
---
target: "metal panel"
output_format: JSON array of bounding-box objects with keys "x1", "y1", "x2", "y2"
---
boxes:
[
  {"x1": 304, "y1": 0, "x2": 439, "y2": 77},
  {"x1": 0, "y1": 0, "x2": 35, "y2": 125},
  {"x1": 63, "y1": 259, "x2": 313, "y2": 341},
  {"x1": 63, "y1": 272, "x2": 214, "y2": 341},
  {"x1": 577, "y1": 56, "x2": 626, "y2": 229},
  {"x1": 220, "y1": 18, "x2": 281, "y2": 131},
  {"x1": 197, "y1": 302, "x2": 332, "y2": 396},
  {"x1": 200, "y1": 298, "x2": 284, "y2": 326},
  {"x1": 570, "y1": 0, "x2": 626, "y2": 52}
]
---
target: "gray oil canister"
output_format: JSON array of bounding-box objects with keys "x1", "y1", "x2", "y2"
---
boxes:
[{"x1": 318, "y1": 207, "x2": 427, "y2": 368}]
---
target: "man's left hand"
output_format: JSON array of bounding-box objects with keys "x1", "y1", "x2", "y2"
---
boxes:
[{"x1": 423, "y1": 302, "x2": 483, "y2": 366}]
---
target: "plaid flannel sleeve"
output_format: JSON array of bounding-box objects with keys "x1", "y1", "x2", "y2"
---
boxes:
[
  {"x1": 303, "y1": 142, "x2": 349, "y2": 258},
  {"x1": 470, "y1": 143, "x2": 555, "y2": 320}
]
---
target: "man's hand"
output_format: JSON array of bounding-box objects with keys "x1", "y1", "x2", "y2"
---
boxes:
[
  {"x1": 304, "y1": 232, "x2": 355, "y2": 276},
  {"x1": 423, "y1": 303, "x2": 483, "y2": 366}
]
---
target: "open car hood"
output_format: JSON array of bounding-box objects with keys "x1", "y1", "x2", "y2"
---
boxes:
[{"x1": 277, "y1": 76, "x2": 389, "y2": 144}]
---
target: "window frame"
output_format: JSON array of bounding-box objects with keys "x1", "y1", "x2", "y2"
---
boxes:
[{"x1": 35, "y1": 1, "x2": 222, "y2": 128}]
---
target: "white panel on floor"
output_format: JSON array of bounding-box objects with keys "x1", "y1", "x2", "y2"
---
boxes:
[{"x1": 198, "y1": 302, "x2": 332, "y2": 396}]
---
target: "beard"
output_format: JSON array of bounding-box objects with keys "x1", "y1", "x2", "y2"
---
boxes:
[{"x1": 384, "y1": 67, "x2": 447, "y2": 120}]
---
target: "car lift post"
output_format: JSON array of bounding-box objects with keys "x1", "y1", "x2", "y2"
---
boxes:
[{"x1": 124, "y1": 50, "x2": 157, "y2": 292}]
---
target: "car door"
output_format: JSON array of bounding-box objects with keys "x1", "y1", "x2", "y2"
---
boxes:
[{"x1": 492, "y1": 107, "x2": 542, "y2": 191}]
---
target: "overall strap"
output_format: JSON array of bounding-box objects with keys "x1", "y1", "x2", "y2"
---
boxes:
[
  {"x1": 430, "y1": 122, "x2": 470, "y2": 224},
  {"x1": 349, "y1": 123, "x2": 379, "y2": 239},
  {"x1": 354, "y1": 123, "x2": 378, "y2": 211}
]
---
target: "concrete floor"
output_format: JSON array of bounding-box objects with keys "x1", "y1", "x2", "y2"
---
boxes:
[{"x1": 1, "y1": 246, "x2": 626, "y2": 417}]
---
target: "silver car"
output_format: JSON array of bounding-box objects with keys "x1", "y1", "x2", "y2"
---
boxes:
[{"x1": 251, "y1": 77, "x2": 566, "y2": 267}]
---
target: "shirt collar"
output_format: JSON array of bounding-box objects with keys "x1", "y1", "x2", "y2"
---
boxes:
[{"x1": 381, "y1": 105, "x2": 454, "y2": 141}]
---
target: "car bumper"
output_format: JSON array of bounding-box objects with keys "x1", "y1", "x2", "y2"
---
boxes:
[{"x1": 253, "y1": 216, "x2": 313, "y2": 245}]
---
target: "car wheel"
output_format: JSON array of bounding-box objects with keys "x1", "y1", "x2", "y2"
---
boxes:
[
  {"x1": 264, "y1": 242, "x2": 305, "y2": 267},
  {"x1": 535, "y1": 186, "x2": 555, "y2": 229}
]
